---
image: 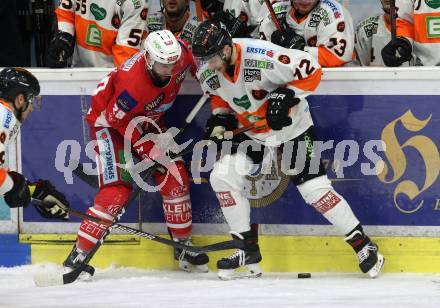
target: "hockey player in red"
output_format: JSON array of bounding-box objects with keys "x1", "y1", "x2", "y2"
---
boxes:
[{"x1": 63, "y1": 30, "x2": 209, "y2": 278}]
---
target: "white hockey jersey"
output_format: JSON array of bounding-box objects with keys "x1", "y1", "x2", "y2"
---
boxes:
[
  {"x1": 396, "y1": 0, "x2": 440, "y2": 66},
  {"x1": 0, "y1": 100, "x2": 21, "y2": 195},
  {"x1": 56, "y1": 0, "x2": 148, "y2": 67},
  {"x1": 146, "y1": 0, "x2": 201, "y2": 46},
  {"x1": 259, "y1": 0, "x2": 355, "y2": 67},
  {"x1": 197, "y1": 38, "x2": 322, "y2": 146},
  {"x1": 355, "y1": 14, "x2": 411, "y2": 66},
  {"x1": 223, "y1": 0, "x2": 290, "y2": 38}
]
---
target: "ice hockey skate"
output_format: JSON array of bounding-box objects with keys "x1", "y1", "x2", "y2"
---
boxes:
[
  {"x1": 174, "y1": 238, "x2": 209, "y2": 273},
  {"x1": 216, "y1": 231, "x2": 262, "y2": 280},
  {"x1": 345, "y1": 228, "x2": 385, "y2": 278},
  {"x1": 63, "y1": 245, "x2": 95, "y2": 281}
]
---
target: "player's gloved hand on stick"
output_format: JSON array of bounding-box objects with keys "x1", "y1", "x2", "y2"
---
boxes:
[
  {"x1": 266, "y1": 87, "x2": 300, "y2": 131},
  {"x1": 212, "y1": 10, "x2": 251, "y2": 38},
  {"x1": 205, "y1": 114, "x2": 237, "y2": 146},
  {"x1": 381, "y1": 37, "x2": 412, "y2": 67},
  {"x1": 271, "y1": 27, "x2": 306, "y2": 50},
  {"x1": 45, "y1": 31, "x2": 75, "y2": 68},
  {"x1": 31, "y1": 180, "x2": 70, "y2": 220}
]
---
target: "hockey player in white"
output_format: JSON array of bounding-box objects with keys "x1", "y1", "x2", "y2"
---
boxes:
[
  {"x1": 355, "y1": 0, "x2": 412, "y2": 66},
  {"x1": 146, "y1": 0, "x2": 201, "y2": 46},
  {"x1": 201, "y1": 0, "x2": 290, "y2": 38},
  {"x1": 381, "y1": 0, "x2": 440, "y2": 66},
  {"x1": 191, "y1": 20, "x2": 385, "y2": 280},
  {"x1": 0, "y1": 68, "x2": 70, "y2": 220},
  {"x1": 260, "y1": 0, "x2": 355, "y2": 67}
]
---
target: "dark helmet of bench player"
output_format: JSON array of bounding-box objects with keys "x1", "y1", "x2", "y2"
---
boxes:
[
  {"x1": 0, "y1": 67, "x2": 40, "y2": 121},
  {"x1": 192, "y1": 19, "x2": 233, "y2": 68}
]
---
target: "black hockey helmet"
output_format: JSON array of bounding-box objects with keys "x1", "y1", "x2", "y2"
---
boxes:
[
  {"x1": 0, "y1": 67, "x2": 40, "y2": 104},
  {"x1": 192, "y1": 19, "x2": 233, "y2": 62}
]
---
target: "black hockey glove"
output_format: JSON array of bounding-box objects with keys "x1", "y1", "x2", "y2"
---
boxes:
[
  {"x1": 205, "y1": 113, "x2": 238, "y2": 146},
  {"x1": 31, "y1": 180, "x2": 70, "y2": 220},
  {"x1": 381, "y1": 37, "x2": 412, "y2": 67},
  {"x1": 266, "y1": 87, "x2": 300, "y2": 131},
  {"x1": 45, "y1": 31, "x2": 75, "y2": 68},
  {"x1": 4, "y1": 171, "x2": 31, "y2": 208},
  {"x1": 200, "y1": 0, "x2": 224, "y2": 16},
  {"x1": 212, "y1": 10, "x2": 252, "y2": 38},
  {"x1": 271, "y1": 27, "x2": 306, "y2": 50}
]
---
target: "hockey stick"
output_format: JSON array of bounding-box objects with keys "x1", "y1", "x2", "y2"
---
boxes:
[
  {"x1": 70, "y1": 94, "x2": 210, "y2": 189},
  {"x1": 390, "y1": 0, "x2": 397, "y2": 42},
  {"x1": 263, "y1": 0, "x2": 284, "y2": 32},
  {"x1": 30, "y1": 198, "x2": 243, "y2": 254},
  {"x1": 67, "y1": 207, "x2": 243, "y2": 253}
]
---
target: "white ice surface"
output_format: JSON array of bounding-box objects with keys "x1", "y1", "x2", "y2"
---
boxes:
[{"x1": 1, "y1": 265, "x2": 440, "y2": 308}]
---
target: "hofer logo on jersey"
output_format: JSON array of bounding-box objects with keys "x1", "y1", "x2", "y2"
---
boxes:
[{"x1": 145, "y1": 93, "x2": 165, "y2": 112}]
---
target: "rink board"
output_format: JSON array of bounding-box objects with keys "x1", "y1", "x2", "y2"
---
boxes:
[{"x1": 2, "y1": 68, "x2": 440, "y2": 272}]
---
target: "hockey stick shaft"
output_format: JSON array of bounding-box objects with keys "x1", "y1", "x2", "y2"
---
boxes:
[
  {"x1": 390, "y1": 0, "x2": 397, "y2": 42},
  {"x1": 66, "y1": 208, "x2": 243, "y2": 253},
  {"x1": 264, "y1": 0, "x2": 284, "y2": 32}
]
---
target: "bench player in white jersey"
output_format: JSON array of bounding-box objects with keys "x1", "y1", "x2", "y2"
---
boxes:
[
  {"x1": 260, "y1": 0, "x2": 355, "y2": 67},
  {"x1": 382, "y1": 0, "x2": 440, "y2": 66},
  {"x1": 46, "y1": 0, "x2": 148, "y2": 68},
  {"x1": 0, "y1": 68, "x2": 70, "y2": 220},
  {"x1": 191, "y1": 20, "x2": 385, "y2": 280},
  {"x1": 146, "y1": 0, "x2": 201, "y2": 46},
  {"x1": 355, "y1": 0, "x2": 412, "y2": 66},
  {"x1": 201, "y1": 0, "x2": 290, "y2": 38}
]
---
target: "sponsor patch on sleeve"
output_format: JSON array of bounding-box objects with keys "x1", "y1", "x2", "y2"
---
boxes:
[{"x1": 116, "y1": 90, "x2": 138, "y2": 112}]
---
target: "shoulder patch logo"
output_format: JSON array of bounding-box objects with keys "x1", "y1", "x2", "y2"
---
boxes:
[
  {"x1": 111, "y1": 14, "x2": 121, "y2": 29},
  {"x1": 117, "y1": 90, "x2": 138, "y2": 112},
  {"x1": 145, "y1": 93, "x2": 165, "y2": 112},
  {"x1": 140, "y1": 8, "x2": 148, "y2": 20},
  {"x1": 90, "y1": 3, "x2": 107, "y2": 21},
  {"x1": 337, "y1": 21, "x2": 345, "y2": 32},
  {"x1": 86, "y1": 25, "x2": 102, "y2": 47},
  {"x1": 425, "y1": 0, "x2": 440, "y2": 9},
  {"x1": 233, "y1": 95, "x2": 251, "y2": 109},
  {"x1": 278, "y1": 55, "x2": 291, "y2": 64},
  {"x1": 206, "y1": 76, "x2": 221, "y2": 90}
]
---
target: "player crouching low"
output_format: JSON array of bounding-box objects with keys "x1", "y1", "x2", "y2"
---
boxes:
[{"x1": 191, "y1": 20, "x2": 384, "y2": 280}]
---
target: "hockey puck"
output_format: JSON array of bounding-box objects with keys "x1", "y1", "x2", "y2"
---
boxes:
[{"x1": 297, "y1": 273, "x2": 311, "y2": 279}]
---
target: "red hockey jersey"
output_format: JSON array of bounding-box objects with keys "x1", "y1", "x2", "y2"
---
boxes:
[{"x1": 86, "y1": 41, "x2": 196, "y2": 144}]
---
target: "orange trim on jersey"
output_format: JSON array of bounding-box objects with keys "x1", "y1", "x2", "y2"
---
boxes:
[
  {"x1": 413, "y1": 13, "x2": 440, "y2": 43},
  {"x1": 0, "y1": 168, "x2": 8, "y2": 188},
  {"x1": 288, "y1": 68, "x2": 322, "y2": 92},
  {"x1": 396, "y1": 18, "x2": 415, "y2": 39},
  {"x1": 112, "y1": 44, "x2": 140, "y2": 66},
  {"x1": 318, "y1": 46, "x2": 347, "y2": 67},
  {"x1": 236, "y1": 102, "x2": 271, "y2": 134},
  {"x1": 75, "y1": 15, "x2": 118, "y2": 55},
  {"x1": 210, "y1": 95, "x2": 231, "y2": 112},
  {"x1": 56, "y1": 7, "x2": 75, "y2": 24},
  {"x1": 289, "y1": 8, "x2": 308, "y2": 24},
  {"x1": 0, "y1": 99, "x2": 13, "y2": 110},
  {"x1": 222, "y1": 43, "x2": 242, "y2": 83}
]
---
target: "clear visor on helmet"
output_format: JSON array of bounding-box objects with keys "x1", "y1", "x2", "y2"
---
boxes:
[
  {"x1": 194, "y1": 50, "x2": 224, "y2": 70},
  {"x1": 26, "y1": 93, "x2": 42, "y2": 110}
]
